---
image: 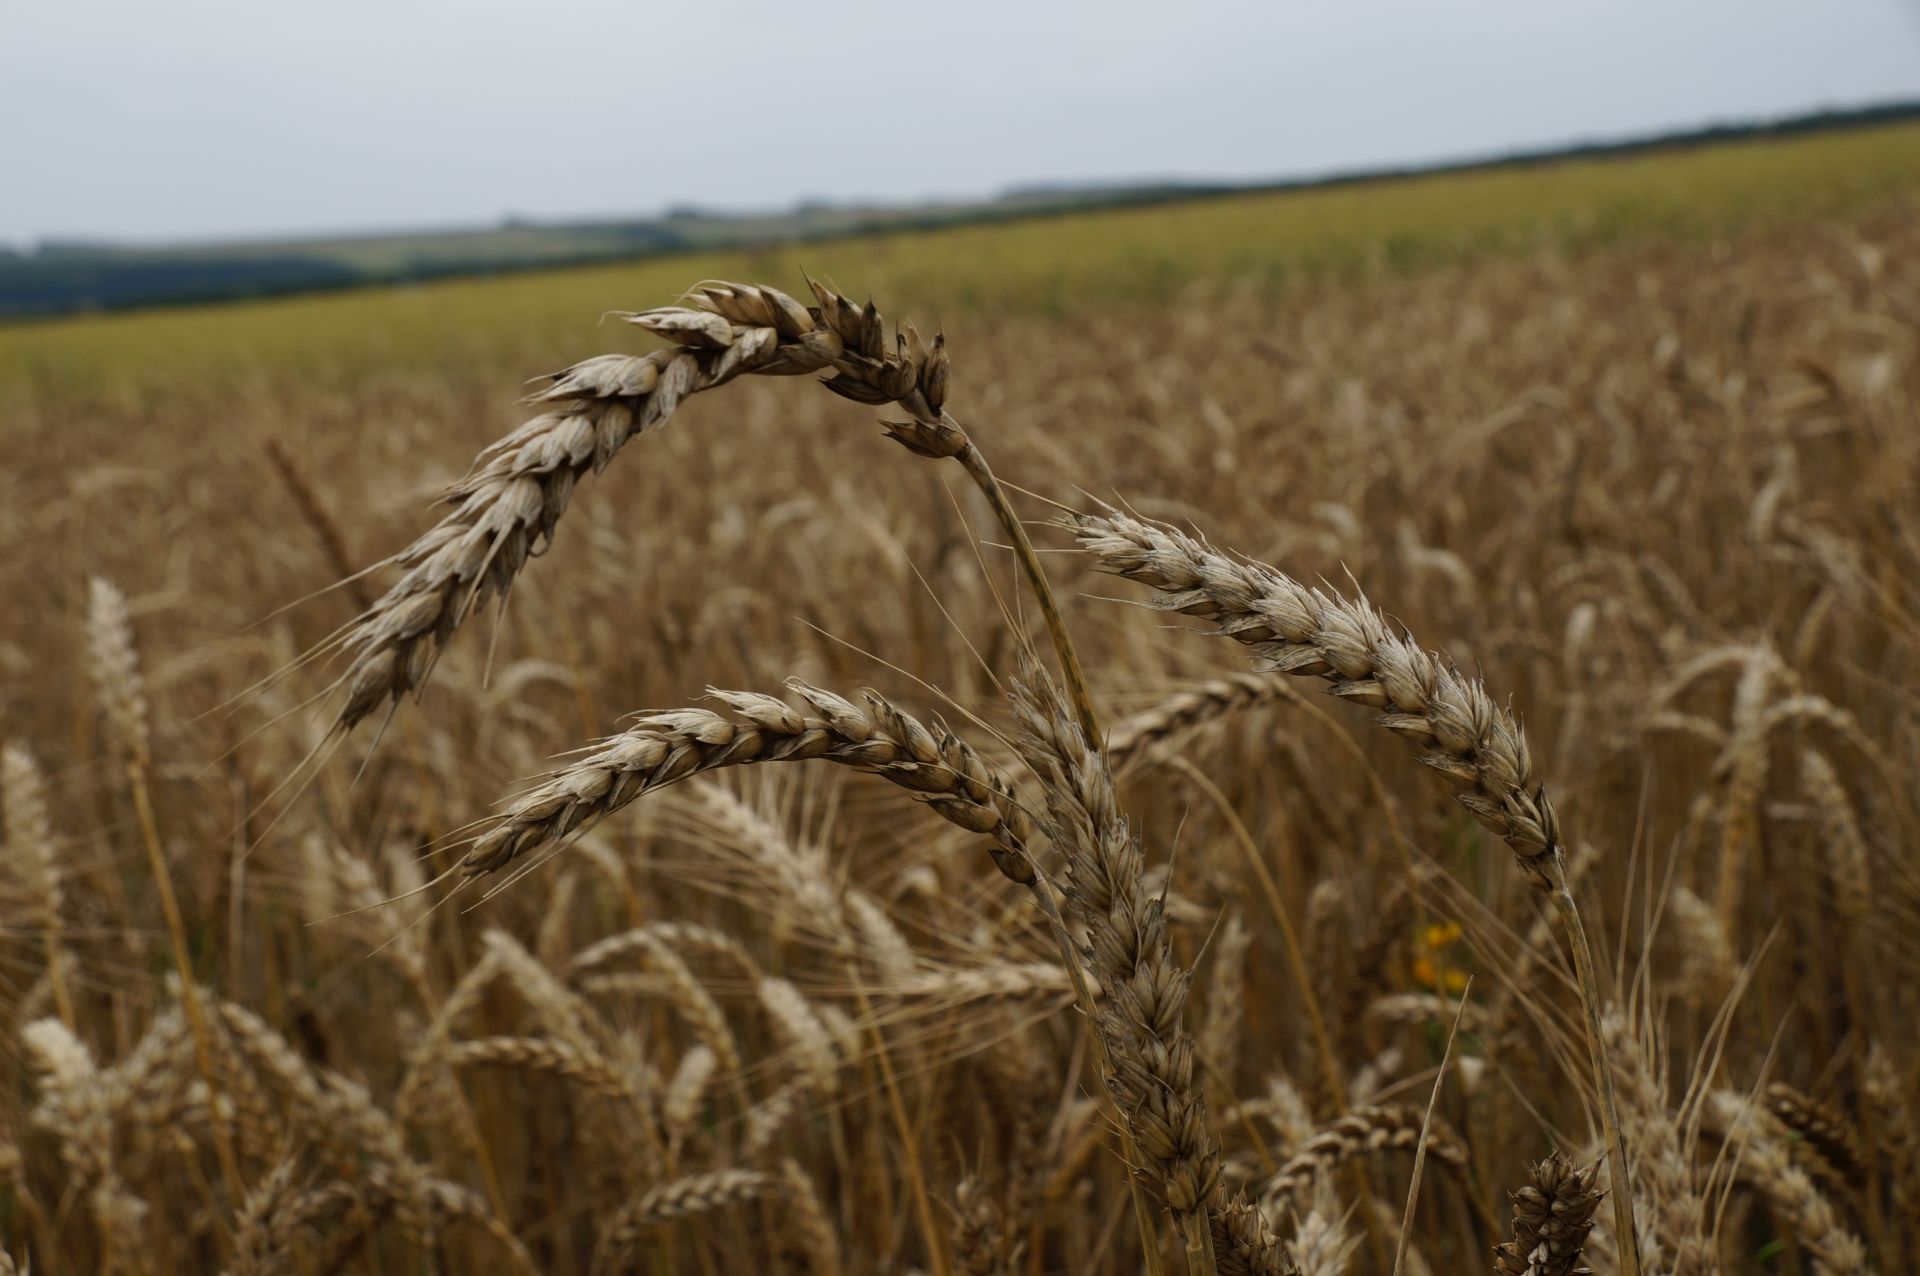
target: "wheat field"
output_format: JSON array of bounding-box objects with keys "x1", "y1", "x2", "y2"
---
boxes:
[{"x1": 2, "y1": 128, "x2": 1918, "y2": 1275}]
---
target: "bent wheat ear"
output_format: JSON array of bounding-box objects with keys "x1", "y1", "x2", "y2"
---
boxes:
[
  {"x1": 466, "y1": 683, "x2": 1035, "y2": 884},
  {"x1": 331, "y1": 281, "x2": 951, "y2": 731}
]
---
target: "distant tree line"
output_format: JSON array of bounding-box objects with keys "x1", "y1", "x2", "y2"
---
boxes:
[{"x1": 5, "y1": 100, "x2": 1915, "y2": 321}]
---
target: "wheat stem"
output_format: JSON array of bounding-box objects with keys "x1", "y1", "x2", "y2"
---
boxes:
[
  {"x1": 129, "y1": 768, "x2": 244, "y2": 1200},
  {"x1": 951, "y1": 441, "x2": 1101, "y2": 742},
  {"x1": 1547, "y1": 863, "x2": 1643, "y2": 1276}
]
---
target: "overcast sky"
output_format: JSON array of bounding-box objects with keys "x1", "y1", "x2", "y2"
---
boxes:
[{"x1": 5, "y1": 0, "x2": 1919, "y2": 248}]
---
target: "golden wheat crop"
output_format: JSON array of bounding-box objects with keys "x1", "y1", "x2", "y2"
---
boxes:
[{"x1": 1, "y1": 154, "x2": 1917, "y2": 1276}]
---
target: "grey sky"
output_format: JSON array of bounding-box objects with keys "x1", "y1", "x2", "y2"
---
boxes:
[{"x1": 5, "y1": 0, "x2": 1919, "y2": 247}]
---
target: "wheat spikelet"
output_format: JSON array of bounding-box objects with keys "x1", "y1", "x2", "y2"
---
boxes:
[
  {"x1": 889, "y1": 962, "x2": 1074, "y2": 1003},
  {"x1": 781, "y1": 1158, "x2": 843, "y2": 1276},
  {"x1": 1601, "y1": 1012, "x2": 1710, "y2": 1275},
  {"x1": 1366, "y1": 993, "x2": 1488, "y2": 1034},
  {"x1": 106, "y1": 1007, "x2": 193, "y2": 1129},
  {"x1": 680, "y1": 781, "x2": 846, "y2": 937},
  {"x1": 465, "y1": 683, "x2": 1036, "y2": 885},
  {"x1": 1798, "y1": 749, "x2": 1871, "y2": 921},
  {"x1": 3, "y1": 743, "x2": 74, "y2": 1027},
  {"x1": 215, "y1": 997, "x2": 496, "y2": 1246},
  {"x1": 394, "y1": 948, "x2": 502, "y2": 1128},
  {"x1": 86, "y1": 582, "x2": 243, "y2": 1195},
  {"x1": 1762, "y1": 1083, "x2": 1864, "y2": 1192},
  {"x1": 21, "y1": 1018, "x2": 153, "y2": 1265},
  {"x1": 481, "y1": 928, "x2": 602, "y2": 1049},
  {"x1": 329, "y1": 279, "x2": 951, "y2": 731},
  {"x1": 3, "y1": 743, "x2": 60, "y2": 915},
  {"x1": 759, "y1": 976, "x2": 840, "y2": 1096},
  {"x1": 1200, "y1": 911, "x2": 1252, "y2": 1083},
  {"x1": 264, "y1": 436, "x2": 372, "y2": 609},
  {"x1": 1223, "y1": 1073, "x2": 1315, "y2": 1152},
  {"x1": 23, "y1": 1017, "x2": 114, "y2": 1187},
  {"x1": 743, "y1": 1082, "x2": 805, "y2": 1159},
  {"x1": 611, "y1": 930, "x2": 741, "y2": 1074},
  {"x1": 1664, "y1": 885, "x2": 1736, "y2": 1005},
  {"x1": 226, "y1": 1155, "x2": 305, "y2": 1276},
  {"x1": 1284, "y1": 1179, "x2": 1359, "y2": 1276},
  {"x1": 847, "y1": 889, "x2": 919, "y2": 980},
  {"x1": 86, "y1": 577, "x2": 150, "y2": 771},
  {"x1": 1070, "y1": 511, "x2": 1560, "y2": 885},
  {"x1": 1074, "y1": 508, "x2": 1644, "y2": 1272},
  {"x1": 1493, "y1": 1153, "x2": 1604, "y2": 1276},
  {"x1": 1713, "y1": 644, "x2": 1780, "y2": 924},
  {"x1": 1257, "y1": 1106, "x2": 1468, "y2": 1208},
  {"x1": 591, "y1": 1168, "x2": 773, "y2": 1276},
  {"x1": 950, "y1": 1174, "x2": 1018, "y2": 1276},
  {"x1": 1860, "y1": 1044, "x2": 1917, "y2": 1258},
  {"x1": 1209, "y1": 1194, "x2": 1298, "y2": 1276}
]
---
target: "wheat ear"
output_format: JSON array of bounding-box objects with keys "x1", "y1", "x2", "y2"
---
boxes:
[
  {"x1": 1070, "y1": 510, "x2": 1642, "y2": 1276},
  {"x1": 330, "y1": 279, "x2": 1098, "y2": 740},
  {"x1": 1708, "y1": 1091, "x2": 1869, "y2": 1275},
  {"x1": 1493, "y1": 1153, "x2": 1605, "y2": 1276},
  {"x1": 464, "y1": 682, "x2": 1035, "y2": 885},
  {"x1": 1014, "y1": 672, "x2": 1221, "y2": 1275},
  {"x1": 3, "y1": 743, "x2": 76, "y2": 1029}
]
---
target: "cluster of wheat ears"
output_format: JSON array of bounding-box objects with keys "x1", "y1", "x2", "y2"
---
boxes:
[{"x1": 3, "y1": 206, "x2": 1918, "y2": 1275}]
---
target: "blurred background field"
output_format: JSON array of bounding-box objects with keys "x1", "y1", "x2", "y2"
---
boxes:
[{"x1": 6, "y1": 117, "x2": 1919, "y2": 396}]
